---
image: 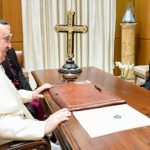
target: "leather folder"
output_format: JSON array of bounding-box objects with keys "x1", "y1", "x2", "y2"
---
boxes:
[{"x1": 49, "y1": 82, "x2": 126, "y2": 111}]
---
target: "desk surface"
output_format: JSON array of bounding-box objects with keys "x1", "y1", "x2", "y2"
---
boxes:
[{"x1": 32, "y1": 67, "x2": 150, "y2": 150}]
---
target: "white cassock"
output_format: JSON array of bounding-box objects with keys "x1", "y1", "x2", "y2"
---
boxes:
[{"x1": 0, "y1": 65, "x2": 45, "y2": 145}]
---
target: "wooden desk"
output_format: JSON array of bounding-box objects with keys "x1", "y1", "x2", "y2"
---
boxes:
[{"x1": 32, "y1": 67, "x2": 150, "y2": 150}]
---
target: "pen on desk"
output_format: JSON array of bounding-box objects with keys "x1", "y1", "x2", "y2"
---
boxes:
[{"x1": 95, "y1": 84, "x2": 102, "y2": 92}]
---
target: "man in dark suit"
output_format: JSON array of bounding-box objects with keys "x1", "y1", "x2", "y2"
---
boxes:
[{"x1": 2, "y1": 48, "x2": 46, "y2": 120}]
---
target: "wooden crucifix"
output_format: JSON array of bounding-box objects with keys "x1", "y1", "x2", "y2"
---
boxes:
[{"x1": 55, "y1": 10, "x2": 88, "y2": 74}]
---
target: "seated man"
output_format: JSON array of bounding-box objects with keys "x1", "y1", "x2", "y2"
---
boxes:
[
  {"x1": 2, "y1": 48, "x2": 46, "y2": 121},
  {"x1": 0, "y1": 19, "x2": 71, "y2": 148}
]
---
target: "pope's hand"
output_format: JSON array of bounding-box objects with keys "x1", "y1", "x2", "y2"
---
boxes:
[
  {"x1": 32, "y1": 83, "x2": 53, "y2": 99},
  {"x1": 44, "y1": 108, "x2": 71, "y2": 135}
]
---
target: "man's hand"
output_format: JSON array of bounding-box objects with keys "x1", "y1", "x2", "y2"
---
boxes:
[
  {"x1": 44, "y1": 108, "x2": 71, "y2": 135},
  {"x1": 32, "y1": 83, "x2": 53, "y2": 99}
]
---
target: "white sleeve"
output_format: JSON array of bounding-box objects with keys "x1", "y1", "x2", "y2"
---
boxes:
[
  {"x1": 18, "y1": 90, "x2": 33, "y2": 103},
  {"x1": 0, "y1": 115, "x2": 45, "y2": 141}
]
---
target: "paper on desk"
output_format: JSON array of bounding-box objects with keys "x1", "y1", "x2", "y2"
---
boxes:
[{"x1": 73, "y1": 104, "x2": 150, "y2": 138}]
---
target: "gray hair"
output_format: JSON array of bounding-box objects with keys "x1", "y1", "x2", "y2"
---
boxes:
[{"x1": 0, "y1": 19, "x2": 9, "y2": 25}]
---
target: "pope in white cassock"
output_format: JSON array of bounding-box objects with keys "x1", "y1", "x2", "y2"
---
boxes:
[{"x1": 0, "y1": 20, "x2": 71, "y2": 146}]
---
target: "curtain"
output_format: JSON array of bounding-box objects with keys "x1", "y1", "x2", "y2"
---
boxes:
[{"x1": 21, "y1": 0, "x2": 116, "y2": 74}]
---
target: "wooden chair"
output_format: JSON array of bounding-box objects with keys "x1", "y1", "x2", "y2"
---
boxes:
[
  {"x1": 134, "y1": 65, "x2": 149, "y2": 85},
  {"x1": 0, "y1": 136, "x2": 51, "y2": 150},
  {"x1": 16, "y1": 50, "x2": 29, "y2": 81}
]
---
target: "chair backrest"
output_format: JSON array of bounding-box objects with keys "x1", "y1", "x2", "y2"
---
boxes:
[
  {"x1": 0, "y1": 136, "x2": 51, "y2": 150},
  {"x1": 16, "y1": 50, "x2": 24, "y2": 68},
  {"x1": 15, "y1": 50, "x2": 29, "y2": 81}
]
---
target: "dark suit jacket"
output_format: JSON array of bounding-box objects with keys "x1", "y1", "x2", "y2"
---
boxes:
[
  {"x1": 2, "y1": 48, "x2": 32, "y2": 90},
  {"x1": 2, "y1": 48, "x2": 46, "y2": 120}
]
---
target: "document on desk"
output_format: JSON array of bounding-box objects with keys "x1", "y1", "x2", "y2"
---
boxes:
[{"x1": 73, "y1": 104, "x2": 150, "y2": 138}]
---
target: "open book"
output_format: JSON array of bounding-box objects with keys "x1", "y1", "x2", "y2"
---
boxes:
[{"x1": 49, "y1": 81, "x2": 126, "y2": 111}]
